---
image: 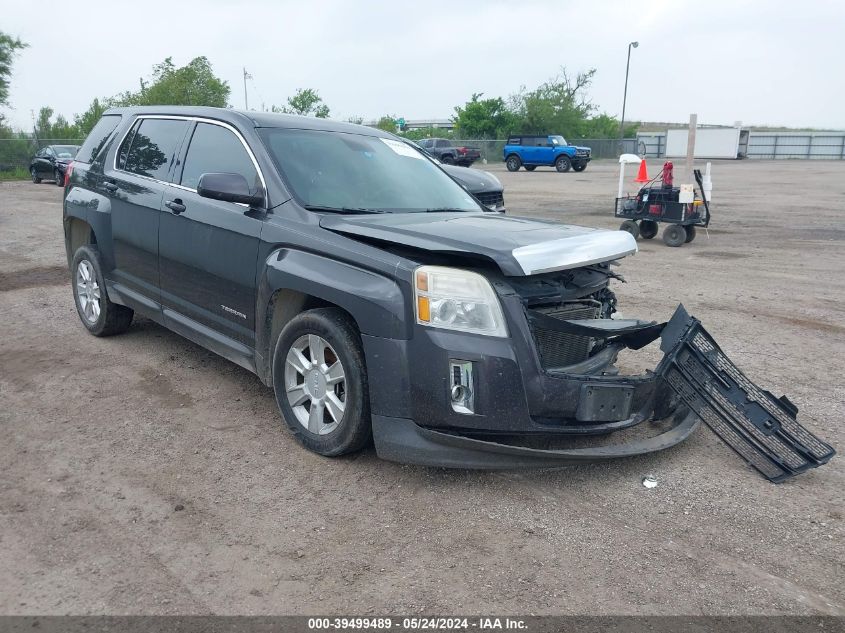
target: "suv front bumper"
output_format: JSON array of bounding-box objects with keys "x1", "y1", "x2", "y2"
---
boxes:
[{"x1": 371, "y1": 305, "x2": 834, "y2": 480}]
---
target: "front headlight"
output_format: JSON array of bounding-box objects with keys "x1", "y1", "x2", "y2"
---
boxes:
[{"x1": 414, "y1": 266, "x2": 508, "y2": 337}]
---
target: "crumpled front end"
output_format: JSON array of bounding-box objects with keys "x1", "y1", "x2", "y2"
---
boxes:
[{"x1": 372, "y1": 269, "x2": 835, "y2": 481}]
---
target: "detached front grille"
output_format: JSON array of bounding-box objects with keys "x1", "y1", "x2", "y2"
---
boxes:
[
  {"x1": 530, "y1": 301, "x2": 599, "y2": 369},
  {"x1": 475, "y1": 190, "x2": 504, "y2": 208}
]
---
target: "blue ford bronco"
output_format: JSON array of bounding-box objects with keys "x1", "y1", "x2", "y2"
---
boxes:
[
  {"x1": 503, "y1": 135, "x2": 591, "y2": 172},
  {"x1": 61, "y1": 106, "x2": 833, "y2": 480}
]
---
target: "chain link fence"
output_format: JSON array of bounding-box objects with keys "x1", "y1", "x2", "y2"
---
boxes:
[{"x1": 1, "y1": 137, "x2": 84, "y2": 178}]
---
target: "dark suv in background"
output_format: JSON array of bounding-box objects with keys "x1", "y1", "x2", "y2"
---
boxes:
[
  {"x1": 59, "y1": 106, "x2": 833, "y2": 480},
  {"x1": 30, "y1": 144, "x2": 80, "y2": 185}
]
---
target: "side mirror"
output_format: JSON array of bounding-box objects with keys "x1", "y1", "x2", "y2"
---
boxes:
[{"x1": 197, "y1": 172, "x2": 264, "y2": 207}]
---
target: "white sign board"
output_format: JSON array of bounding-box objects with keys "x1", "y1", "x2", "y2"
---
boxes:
[{"x1": 666, "y1": 128, "x2": 741, "y2": 159}]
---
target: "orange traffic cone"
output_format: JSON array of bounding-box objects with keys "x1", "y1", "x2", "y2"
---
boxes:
[{"x1": 634, "y1": 158, "x2": 650, "y2": 183}]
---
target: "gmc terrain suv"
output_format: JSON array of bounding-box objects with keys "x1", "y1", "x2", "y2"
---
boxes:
[{"x1": 61, "y1": 107, "x2": 833, "y2": 480}]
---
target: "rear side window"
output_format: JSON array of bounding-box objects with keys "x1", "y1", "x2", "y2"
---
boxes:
[
  {"x1": 507, "y1": 137, "x2": 522, "y2": 145},
  {"x1": 179, "y1": 122, "x2": 260, "y2": 192},
  {"x1": 76, "y1": 115, "x2": 122, "y2": 164},
  {"x1": 123, "y1": 118, "x2": 188, "y2": 181}
]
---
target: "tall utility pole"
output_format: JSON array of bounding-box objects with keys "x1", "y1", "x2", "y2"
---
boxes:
[
  {"x1": 619, "y1": 41, "x2": 639, "y2": 152},
  {"x1": 243, "y1": 68, "x2": 251, "y2": 110}
]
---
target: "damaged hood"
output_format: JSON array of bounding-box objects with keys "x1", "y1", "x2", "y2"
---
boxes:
[{"x1": 319, "y1": 212, "x2": 637, "y2": 276}]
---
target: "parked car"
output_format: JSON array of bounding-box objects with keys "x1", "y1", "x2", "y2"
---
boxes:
[
  {"x1": 30, "y1": 144, "x2": 80, "y2": 185},
  {"x1": 409, "y1": 141, "x2": 505, "y2": 212},
  {"x1": 440, "y1": 163, "x2": 505, "y2": 212},
  {"x1": 417, "y1": 138, "x2": 481, "y2": 166},
  {"x1": 503, "y1": 135, "x2": 591, "y2": 172},
  {"x1": 60, "y1": 106, "x2": 833, "y2": 480}
]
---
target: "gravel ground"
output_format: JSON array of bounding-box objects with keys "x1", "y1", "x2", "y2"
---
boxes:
[{"x1": 0, "y1": 159, "x2": 843, "y2": 615}]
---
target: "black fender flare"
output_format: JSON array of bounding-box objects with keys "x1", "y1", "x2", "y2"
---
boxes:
[{"x1": 255, "y1": 247, "x2": 411, "y2": 384}]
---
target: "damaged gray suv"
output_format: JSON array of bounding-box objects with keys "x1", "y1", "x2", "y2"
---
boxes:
[{"x1": 63, "y1": 107, "x2": 834, "y2": 482}]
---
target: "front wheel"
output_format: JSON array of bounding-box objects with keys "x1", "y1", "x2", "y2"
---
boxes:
[
  {"x1": 31, "y1": 168, "x2": 42, "y2": 184},
  {"x1": 273, "y1": 308, "x2": 371, "y2": 457},
  {"x1": 71, "y1": 245, "x2": 134, "y2": 336},
  {"x1": 505, "y1": 155, "x2": 521, "y2": 171},
  {"x1": 441, "y1": 155, "x2": 455, "y2": 165},
  {"x1": 572, "y1": 163, "x2": 587, "y2": 172},
  {"x1": 55, "y1": 169, "x2": 64, "y2": 186},
  {"x1": 555, "y1": 156, "x2": 572, "y2": 172}
]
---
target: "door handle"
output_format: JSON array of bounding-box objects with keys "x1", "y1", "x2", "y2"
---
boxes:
[
  {"x1": 103, "y1": 182, "x2": 119, "y2": 193},
  {"x1": 165, "y1": 199, "x2": 186, "y2": 214}
]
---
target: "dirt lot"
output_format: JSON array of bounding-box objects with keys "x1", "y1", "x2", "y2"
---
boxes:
[{"x1": 1, "y1": 160, "x2": 843, "y2": 615}]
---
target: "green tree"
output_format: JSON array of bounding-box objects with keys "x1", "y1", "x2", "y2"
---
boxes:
[
  {"x1": 373, "y1": 115, "x2": 398, "y2": 133},
  {"x1": 116, "y1": 57, "x2": 229, "y2": 107},
  {"x1": 347, "y1": 115, "x2": 364, "y2": 125},
  {"x1": 273, "y1": 88, "x2": 330, "y2": 118},
  {"x1": 0, "y1": 31, "x2": 28, "y2": 108},
  {"x1": 73, "y1": 98, "x2": 109, "y2": 136},
  {"x1": 510, "y1": 68, "x2": 597, "y2": 136},
  {"x1": 452, "y1": 93, "x2": 516, "y2": 138}
]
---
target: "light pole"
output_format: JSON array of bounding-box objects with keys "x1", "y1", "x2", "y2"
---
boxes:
[{"x1": 619, "y1": 41, "x2": 639, "y2": 152}]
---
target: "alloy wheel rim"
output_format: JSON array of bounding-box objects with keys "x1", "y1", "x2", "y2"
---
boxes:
[
  {"x1": 76, "y1": 260, "x2": 101, "y2": 324},
  {"x1": 284, "y1": 334, "x2": 346, "y2": 435}
]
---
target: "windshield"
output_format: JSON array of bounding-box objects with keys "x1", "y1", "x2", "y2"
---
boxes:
[
  {"x1": 258, "y1": 128, "x2": 482, "y2": 213},
  {"x1": 51, "y1": 145, "x2": 79, "y2": 158},
  {"x1": 550, "y1": 135, "x2": 567, "y2": 146}
]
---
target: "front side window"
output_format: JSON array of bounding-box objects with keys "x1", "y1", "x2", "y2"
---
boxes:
[
  {"x1": 180, "y1": 123, "x2": 259, "y2": 193},
  {"x1": 550, "y1": 135, "x2": 567, "y2": 146},
  {"x1": 259, "y1": 129, "x2": 481, "y2": 213},
  {"x1": 123, "y1": 118, "x2": 188, "y2": 181}
]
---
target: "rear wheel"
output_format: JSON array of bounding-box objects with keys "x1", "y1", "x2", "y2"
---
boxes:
[
  {"x1": 555, "y1": 155, "x2": 571, "y2": 172},
  {"x1": 662, "y1": 224, "x2": 687, "y2": 247},
  {"x1": 524, "y1": 165, "x2": 536, "y2": 171},
  {"x1": 273, "y1": 308, "x2": 371, "y2": 457},
  {"x1": 619, "y1": 220, "x2": 640, "y2": 239},
  {"x1": 639, "y1": 219, "x2": 658, "y2": 239},
  {"x1": 54, "y1": 169, "x2": 63, "y2": 186},
  {"x1": 71, "y1": 245, "x2": 134, "y2": 336},
  {"x1": 685, "y1": 225, "x2": 697, "y2": 243},
  {"x1": 31, "y1": 168, "x2": 41, "y2": 184},
  {"x1": 506, "y1": 155, "x2": 521, "y2": 171},
  {"x1": 573, "y1": 163, "x2": 587, "y2": 172}
]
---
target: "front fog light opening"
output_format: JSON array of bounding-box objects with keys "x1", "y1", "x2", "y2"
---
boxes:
[{"x1": 450, "y1": 360, "x2": 474, "y2": 415}]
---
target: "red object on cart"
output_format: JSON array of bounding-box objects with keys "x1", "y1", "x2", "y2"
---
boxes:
[{"x1": 662, "y1": 161, "x2": 674, "y2": 187}]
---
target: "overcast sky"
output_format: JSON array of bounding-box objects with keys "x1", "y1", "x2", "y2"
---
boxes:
[{"x1": 3, "y1": 0, "x2": 844, "y2": 131}]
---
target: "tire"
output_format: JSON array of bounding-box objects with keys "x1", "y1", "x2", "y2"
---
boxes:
[
  {"x1": 555, "y1": 155, "x2": 572, "y2": 172},
  {"x1": 685, "y1": 225, "x2": 697, "y2": 243},
  {"x1": 662, "y1": 224, "x2": 687, "y2": 247},
  {"x1": 573, "y1": 163, "x2": 587, "y2": 172},
  {"x1": 619, "y1": 220, "x2": 640, "y2": 239},
  {"x1": 272, "y1": 308, "x2": 371, "y2": 457},
  {"x1": 71, "y1": 245, "x2": 134, "y2": 336},
  {"x1": 55, "y1": 169, "x2": 64, "y2": 186},
  {"x1": 441, "y1": 155, "x2": 455, "y2": 165},
  {"x1": 639, "y1": 220, "x2": 658, "y2": 239},
  {"x1": 31, "y1": 168, "x2": 42, "y2": 184},
  {"x1": 505, "y1": 155, "x2": 521, "y2": 171},
  {"x1": 524, "y1": 165, "x2": 536, "y2": 171}
]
